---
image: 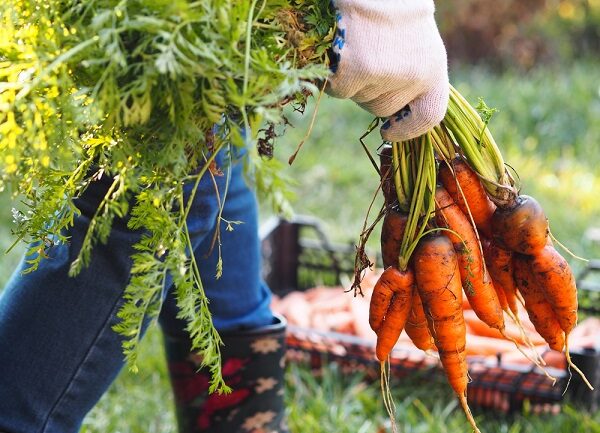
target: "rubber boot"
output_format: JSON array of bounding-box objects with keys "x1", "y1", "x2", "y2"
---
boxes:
[{"x1": 163, "y1": 315, "x2": 289, "y2": 433}]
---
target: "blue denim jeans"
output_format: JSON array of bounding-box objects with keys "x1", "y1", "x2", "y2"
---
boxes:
[{"x1": 0, "y1": 151, "x2": 273, "y2": 433}]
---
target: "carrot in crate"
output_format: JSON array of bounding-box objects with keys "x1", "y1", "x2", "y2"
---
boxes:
[
  {"x1": 464, "y1": 334, "x2": 519, "y2": 357},
  {"x1": 501, "y1": 348, "x2": 566, "y2": 370},
  {"x1": 274, "y1": 291, "x2": 312, "y2": 328},
  {"x1": 463, "y1": 310, "x2": 546, "y2": 346},
  {"x1": 349, "y1": 293, "x2": 374, "y2": 340}
]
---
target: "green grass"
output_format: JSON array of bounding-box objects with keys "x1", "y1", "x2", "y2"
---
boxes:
[
  {"x1": 79, "y1": 327, "x2": 177, "y2": 433},
  {"x1": 286, "y1": 363, "x2": 600, "y2": 433},
  {"x1": 0, "y1": 59, "x2": 599, "y2": 432}
]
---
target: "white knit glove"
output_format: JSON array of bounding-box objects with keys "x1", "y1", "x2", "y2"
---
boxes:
[{"x1": 326, "y1": 0, "x2": 449, "y2": 141}]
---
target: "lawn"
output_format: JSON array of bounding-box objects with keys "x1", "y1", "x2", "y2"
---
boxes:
[{"x1": 0, "y1": 60, "x2": 599, "y2": 432}]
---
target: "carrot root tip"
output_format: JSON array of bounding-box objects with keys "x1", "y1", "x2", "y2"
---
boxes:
[
  {"x1": 458, "y1": 392, "x2": 481, "y2": 433},
  {"x1": 380, "y1": 359, "x2": 399, "y2": 433},
  {"x1": 565, "y1": 338, "x2": 594, "y2": 391}
]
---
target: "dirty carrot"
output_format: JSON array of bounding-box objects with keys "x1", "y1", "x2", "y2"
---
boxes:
[
  {"x1": 526, "y1": 244, "x2": 593, "y2": 389},
  {"x1": 491, "y1": 195, "x2": 549, "y2": 255},
  {"x1": 481, "y1": 238, "x2": 520, "y2": 315},
  {"x1": 413, "y1": 234, "x2": 480, "y2": 433},
  {"x1": 438, "y1": 157, "x2": 496, "y2": 238},
  {"x1": 513, "y1": 254, "x2": 565, "y2": 352},
  {"x1": 491, "y1": 281, "x2": 509, "y2": 314},
  {"x1": 375, "y1": 269, "x2": 415, "y2": 361},
  {"x1": 369, "y1": 267, "x2": 400, "y2": 333},
  {"x1": 528, "y1": 245, "x2": 578, "y2": 335},
  {"x1": 435, "y1": 185, "x2": 505, "y2": 331},
  {"x1": 404, "y1": 291, "x2": 436, "y2": 352},
  {"x1": 380, "y1": 207, "x2": 408, "y2": 270}
]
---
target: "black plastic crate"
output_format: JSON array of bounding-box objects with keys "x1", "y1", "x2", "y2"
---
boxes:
[{"x1": 260, "y1": 216, "x2": 600, "y2": 412}]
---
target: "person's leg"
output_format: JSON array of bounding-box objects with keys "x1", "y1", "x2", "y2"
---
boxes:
[
  {"x1": 0, "y1": 163, "x2": 223, "y2": 433},
  {"x1": 191, "y1": 158, "x2": 273, "y2": 332},
  {"x1": 160, "y1": 158, "x2": 288, "y2": 433},
  {"x1": 160, "y1": 151, "x2": 273, "y2": 335},
  {"x1": 0, "y1": 186, "x2": 141, "y2": 432}
]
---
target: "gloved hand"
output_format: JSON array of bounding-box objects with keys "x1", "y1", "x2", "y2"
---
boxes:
[{"x1": 326, "y1": 0, "x2": 449, "y2": 141}]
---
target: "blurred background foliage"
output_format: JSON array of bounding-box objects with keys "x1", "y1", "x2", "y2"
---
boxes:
[{"x1": 438, "y1": 0, "x2": 600, "y2": 69}]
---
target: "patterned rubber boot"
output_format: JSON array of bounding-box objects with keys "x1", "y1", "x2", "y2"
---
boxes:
[{"x1": 163, "y1": 315, "x2": 289, "y2": 433}]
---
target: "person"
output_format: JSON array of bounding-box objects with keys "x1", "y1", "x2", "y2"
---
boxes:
[{"x1": 0, "y1": 1, "x2": 448, "y2": 432}]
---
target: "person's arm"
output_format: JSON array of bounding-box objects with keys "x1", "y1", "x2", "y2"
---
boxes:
[{"x1": 326, "y1": 0, "x2": 448, "y2": 141}]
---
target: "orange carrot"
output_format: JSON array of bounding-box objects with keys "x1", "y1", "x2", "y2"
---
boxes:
[
  {"x1": 380, "y1": 207, "x2": 408, "y2": 269},
  {"x1": 529, "y1": 248, "x2": 592, "y2": 389},
  {"x1": 528, "y1": 245, "x2": 578, "y2": 335},
  {"x1": 404, "y1": 291, "x2": 436, "y2": 352},
  {"x1": 481, "y1": 238, "x2": 519, "y2": 315},
  {"x1": 350, "y1": 294, "x2": 373, "y2": 340},
  {"x1": 275, "y1": 291, "x2": 312, "y2": 328},
  {"x1": 464, "y1": 334, "x2": 519, "y2": 357},
  {"x1": 491, "y1": 195, "x2": 549, "y2": 255},
  {"x1": 375, "y1": 269, "x2": 415, "y2": 361},
  {"x1": 438, "y1": 157, "x2": 496, "y2": 237},
  {"x1": 492, "y1": 281, "x2": 509, "y2": 313},
  {"x1": 435, "y1": 186, "x2": 505, "y2": 331},
  {"x1": 501, "y1": 348, "x2": 566, "y2": 370},
  {"x1": 369, "y1": 266, "x2": 412, "y2": 333},
  {"x1": 413, "y1": 234, "x2": 480, "y2": 433},
  {"x1": 513, "y1": 254, "x2": 565, "y2": 352},
  {"x1": 461, "y1": 294, "x2": 472, "y2": 311}
]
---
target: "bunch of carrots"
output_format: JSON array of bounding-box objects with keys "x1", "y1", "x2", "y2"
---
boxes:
[{"x1": 360, "y1": 86, "x2": 593, "y2": 433}]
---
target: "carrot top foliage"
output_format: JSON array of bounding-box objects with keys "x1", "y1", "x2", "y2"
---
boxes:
[{"x1": 0, "y1": 0, "x2": 334, "y2": 391}]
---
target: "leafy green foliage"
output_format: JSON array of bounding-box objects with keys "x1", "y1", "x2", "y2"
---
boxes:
[{"x1": 0, "y1": 0, "x2": 334, "y2": 390}]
